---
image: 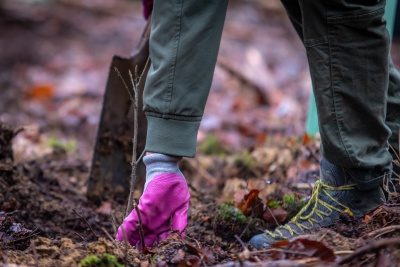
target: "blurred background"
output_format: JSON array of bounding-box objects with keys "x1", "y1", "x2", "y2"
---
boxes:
[{"x1": 0, "y1": 0, "x2": 399, "y2": 165}]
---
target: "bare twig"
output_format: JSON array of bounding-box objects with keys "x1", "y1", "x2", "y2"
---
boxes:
[
  {"x1": 185, "y1": 235, "x2": 201, "y2": 249},
  {"x1": 9, "y1": 229, "x2": 39, "y2": 243},
  {"x1": 114, "y1": 67, "x2": 134, "y2": 102},
  {"x1": 101, "y1": 227, "x2": 116, "y2": 243},
  {"x1": 0, "y1": 250, "x2": 6, "y2": 264},
  {"x1": 265, "y1": 205, "x2": 280, "y2": 227},
  {"x1": 72, "y1": 209, "x2": 99, "y2": 239},
  {"x1": 334, "y1": 237, "x2": 400, "y2": 266},
  {"x1": 235, "y1": 235, "x2": 251, "y2": 264},
  {"x1": 133, "y1": 200, "x2": 146, "y2": 250},
  {"x1": 334, "y1": 250, "x2": 355, "y2": 255},
  {"x1": 30, "y1": 240, "x2": 39, "y2": 267},
  {"x1": 110, "y1": 213, "x2": 119, "y2": 235},
  {"x1": 238, "y1": 218, "x2": 253, "y2": 240},
  {"x1": 201, "y1": 257, "x2": 208, "y2": 267},
  {"x1": 234, "y1": 235, "x2": 247, "y2": 249},
  {"x1": 235, "y1": 252, "x2": 244, "y2": 267},
  {"x1": 317, "y1": 230, "x2": 329, "y2": 242},
  {"x1": 249, "y1": 248, "x2": 311, "y2": 257},
  {"x1": 214, "y1": 258, "x2": 320, "y2": 267},
  {"x1": 137, "y1": 58, "x2": 151, "y2": 86},
  {"x1": 115, "y1": 66, "x2": 147, "y2": 218},
  {"x1": 115, "y1": 60, "x2": 150, "y2": 245},
  {"x1": 137, "y1": 150, "x2": 146, "y2": 166},
  {"x1": 125, "y1": 68, "x2": 141, "y2": 217},
  {"x1": 74, "y1": 232, "x2": 88, "y2": 243},
  {"x1": 389, "y1": 144, "x2": 400, "y2": 163},
  {"x1": 101, "y1": 227, "x2": 125, "y2": 257},
  {"x1": 120, "y1": 226, "x2": 130, "y2": 263},
  {"x1": 178, "y1": 225, "x2": 188, "y2": 238},
  {"x1": 124, "y1": 72, "x2": 139, "y2": 217},
  {"x1": 359, "y1": 225, "x2": 400, "y2": 240}
]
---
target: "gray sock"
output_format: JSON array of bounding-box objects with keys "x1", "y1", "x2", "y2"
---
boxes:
[{"x1": 143, "y1": 153, "x2": 184, "y2": 190}]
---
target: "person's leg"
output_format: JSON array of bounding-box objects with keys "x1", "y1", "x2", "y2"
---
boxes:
[
  {"x1": 304, "y1": 0, "x2": 392, "y2": 187},
  {"x1": 116, "y1": 0, "x2": 229, "y2": 247},
  {"x1": 283, "y1": 0, "x2": 393, "y2": 187},
  {"x1": 387, "y1": 57, "x2": 400, "y2": 175},
  {"x1": 143, "y1": 0, "x2": 229, "y2": 158},
  {"x1": 250, "y1": 0, "x2": 391, "y2": 249}
]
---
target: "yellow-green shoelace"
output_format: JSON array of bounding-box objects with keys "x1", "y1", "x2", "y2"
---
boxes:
[{"x1": 267, "y1": 180, "x2": 356, "y2": 239}]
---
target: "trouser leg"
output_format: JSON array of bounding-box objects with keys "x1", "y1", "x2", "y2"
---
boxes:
[
  {"x1": 281, "y1": 0, "x2": 392, "y2": 190},
  {"x1": 143, "y1": 0, "x2": 228, "y2": 157},
  {"x1": 387, "y1": 57, "x2": 400, "y2": 162}
]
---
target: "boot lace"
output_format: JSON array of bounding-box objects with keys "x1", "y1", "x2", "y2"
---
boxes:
[{"x1": 266, "y1": 180, "x2": 356, "y2": 239}]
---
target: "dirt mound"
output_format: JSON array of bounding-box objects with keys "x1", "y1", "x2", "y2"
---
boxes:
[
  {"x1": 0, "y1": 122, "x2": 243, "y2": 266},
  {"x1": 3, "y1": 121, "x2": 400, "y2": 267},
  {"x1": 0, "y1": 123, "x2": 113, "y2": 243}
]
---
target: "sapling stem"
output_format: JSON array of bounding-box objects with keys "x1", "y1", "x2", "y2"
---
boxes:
[{"x1": 115, "y1": 61, "x2": 150, "y2": 250}]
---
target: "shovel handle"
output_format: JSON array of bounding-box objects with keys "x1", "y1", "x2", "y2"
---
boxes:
[{"x1": 131, "y1": 17, "x2": 152, "y2": 57}]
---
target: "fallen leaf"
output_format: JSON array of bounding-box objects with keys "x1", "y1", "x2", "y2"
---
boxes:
[
  {"x1": 272, "y1": 238, "x2": 336, "y2": 262},
  {"x1": 256, "y1": 133, "x2": 267, "y2": 146},
  {"x1": 364, "y1": 206, "x2": 383, "y2": 223},
  {"x1": 271, "y1": 239, "x2": 290, "y2": 248},
  {"x1": 96, "y1": 202, "x2": 111, "y2": 215},
  {"x1": 238, "y1": 248, "x2": 251, "y2": 260},
  {"x1": 233, "y1": 189, "x2": 248, "y2": 207},
  {"x1": 300, "y1": 160, "x2": 312, "y2": 169},
  {"x1": 263, "y1": 207, "x2": 288, "y2": 223},
  {"x1": 364, "y1": 214, "x2": 372, "y2": 223},
  {"x1": 156, "y1": 261, "x2": 167, "y2": 267},
  {"x1": 201, "y1": 247, "x2": 215, "y2": 264},
  {"x1": 184, "y1": 242, "x2": 208, "y2": 261},
  {"x1": 26, "y1": 84, "x2": 55, "y2": 99},
  {"x1": 170, "y1": 249, "x2": 186, "y2": 264},
  {"x1": 302, "y1": 133, "x2": 311, "y2": 145},
  {"x1": 237, "y1": 189, "x2": 264, "y2": 217},
  {"x1": 222, "y1": 178, "x2": 247, "y2": 203},
  {"x1": 177, "y1": 255, "x2": 201, "y2": 267}
]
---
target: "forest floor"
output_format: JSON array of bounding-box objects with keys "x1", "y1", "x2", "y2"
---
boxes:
[{"x1": 1, "y1": 0, "x2": 400, "y2": 266}]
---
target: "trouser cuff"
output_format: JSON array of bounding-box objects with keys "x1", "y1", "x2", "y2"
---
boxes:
[
  {"x1": 347, "y1": 164, "x2": 392, "y2": 191},
  {"x1": 145, "y1": 115, "x2": 200, "y2": 158}
]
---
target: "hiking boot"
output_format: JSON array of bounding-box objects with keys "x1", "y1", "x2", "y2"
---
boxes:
[{"x1": 249, "y1": 157, "x2": 386, "y2": 249}]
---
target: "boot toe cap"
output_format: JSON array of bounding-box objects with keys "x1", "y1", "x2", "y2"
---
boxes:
[{"x1": 249, "y1": 233, "x2": 275, "y2": 249}]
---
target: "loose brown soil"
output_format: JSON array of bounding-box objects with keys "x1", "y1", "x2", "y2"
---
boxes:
[{"x1": 2, "y1": 1, "x2": 400, "y2": 266}]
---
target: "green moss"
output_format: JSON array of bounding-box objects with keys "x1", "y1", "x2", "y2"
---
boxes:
[
  {"x1": 47, "y1": 136, "x2": 76, "y2": 152},
  {"x1": 233, "y1": 151, "x2": 256, "y2": 170},
  {"x1": 267, "y1": 200, "x2": 280, "y2": 209},
  {"x1": 282, "y1": 194, "x2": 306, "y2": 219},
  {"x1": 80, "y1": 253, "x2": 123, "y2": 267},
  {"x1": 213, "y1": 201, "x2": 259, "y2": 241},
  {"x1": 219, "y1": 202, "x2": 247, "y2": 223},
  {"x1": 81, "y1": 255, "x2": 101, "y2": 267},
  {"x1": 150, "y1": 254, "x2": 159, "y2": 266},
  {"x1": 199, "y1": 135, "x2": 227, "y2": 156}
]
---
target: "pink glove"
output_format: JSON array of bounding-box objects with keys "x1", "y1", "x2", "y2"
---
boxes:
[
  {"x1": 116, "y1": 154, "x2": 190, "y2": 248},
  {"x1": 142, "y1": 0, "x2": 153, "y2": 20}
]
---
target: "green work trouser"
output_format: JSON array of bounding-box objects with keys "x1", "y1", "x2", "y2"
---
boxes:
[
  {"x1": 143, "y1": 0, "x2": 229, "y2": 157},
  {"x1": 280, "y1": 0, "x2": 400, "y2": 190},
  {"x1": 143, "y1": 0, "x2": 400, "y2": 190}
]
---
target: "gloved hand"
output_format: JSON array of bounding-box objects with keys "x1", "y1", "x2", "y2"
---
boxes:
[
  {"x1": 142, "y1": 0, "x2": 153, "y2": 20},
  {"x1": 115, "y1": 154, "x2": 190, "y2": 248}
]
